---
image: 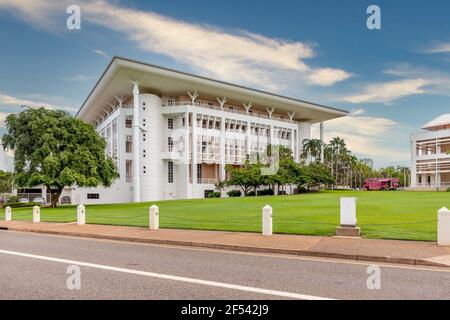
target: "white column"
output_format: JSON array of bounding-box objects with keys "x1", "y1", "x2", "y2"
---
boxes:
[
  {"x1": 410, "y1": 138, "x2": 417, "y2": 187},
  {"x1": 320, "y1": 121, "x2": 324, "y2": 163},
  {"x1": 220, "y1": 116, "x2": 226, "y2": 180},
  {"x1": 246, "y1": 120, "x2": 251, "y2": 157},
  {"x1": 33, "y1": 206, "x2": 40, "y2": 223},
  {"x1": 5, "y1": 206, "x2": 11, "y2": 221},
  {"x1": 184, "y1": 110, "x2": 190, "y2": 196},
  {"x1": 262, "y1": 205, "x2": 273, "y2": 236},
  {"x1": 192, "y1": 111, "x2": 198, "y2": 192},
  {"x1": 132, "y1": 82, "x2": 141, "y2": 202},
  {"x1": 290, "y1": 129, "x2": 294, "y2": 154},
  {"x1": 269, "y1": 125, "x2": 273, "y2": 146},
  {"x1": 149, "y1": 205, "x2": 159, "y2": 230},
  {"x1": 294, "y1": 130, "x2": 299, "y2": 162},
  {"x1": 438, "y1": 207, "x2": 450, "y2": 245},
  {"x1": 77, "y1": 204, "x2": 85, "y2": 225}
]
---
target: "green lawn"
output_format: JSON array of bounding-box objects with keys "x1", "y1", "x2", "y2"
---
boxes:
[{"x1": 1, "y1": 191, "x2": 448, "y2": 241}]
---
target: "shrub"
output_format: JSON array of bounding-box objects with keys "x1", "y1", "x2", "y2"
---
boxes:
[
  {"x1": 227, "y1": 190, "x2": 242, "y2": 197},
  {"x1": 208, "y1": 191, "x2": 221, "y2": 198},
  {"x1": 258, "y1": 189, "x2": 274, "y2": 196},
  {"x1": 4, "y1": 202, "x2": 40, "y2": 208},
  {"x1": 446, "y1": 187, "x2": 450, "y2": 192},
  {"x1": 5, "y1": 196, "x2": 20, "y2": 204},
  {"x1": 246, "y1": 191, "x2": 256, "y2": 197},
  {"x1": 295, "y1": 186, "x2": 309, "y2": 194}
]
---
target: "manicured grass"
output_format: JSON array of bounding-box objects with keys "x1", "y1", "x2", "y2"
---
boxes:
[{"x1": 1, "y1": 191, "x2": 448, "y2": 241}]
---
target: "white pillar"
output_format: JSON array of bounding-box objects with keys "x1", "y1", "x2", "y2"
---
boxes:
[
  {"x1": 192, "y1": 111, "x2": 198, "y2": 192},
  {"x1": 290, "y1": 129, "x2": 294, "y2": 154},
  {"x1": 5, "y1": 206, "x2": 11, "y2": 221},
  {"x1": 33, "y1": 206, "x2": 40, "y2": 223},
  {"x1": 77, "y1": 204, "x2": 85, "y2": 225},
  {"x1": 320, "y1": 121, "x2": 324, "y2": 163},
  {"x1": 262, "y1": 205, "x2": 273, "y2": 236},
  {"x1": 246, "y1": 120, "x2": 251, "y2": 157},
  {"x1": 132, "y1": 82, "x2": 141, "y2": 202},
  {"x1": 149, "y1": 205, "x2": 159, "y2": 230},
  {"x1": 410, "y1": 137, "x2": 417, "y2": 187},
  {"x1": 220, "y1": 116, "x2": 226, "y2": 180},
  {"x1": 438, "y1": 207, "x2": 450, "y2": 245},
  {"x1": 340, "y1": 197, "x2": 357, "y2": 226}
]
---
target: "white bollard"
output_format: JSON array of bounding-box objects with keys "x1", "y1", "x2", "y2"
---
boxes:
[
  {"x1": 5, "y1": 206, "x2": 11, "y2": 222},
  {"x1": 262, "y1": 205, "x2": 273, "y2": 236},
  {"x1": 340, "y1": 197, "x2": 357, "y2": 226},
  {"x1": 32, "y1": 205, "x2": 40, "y2": 223},
  {"x1": 336, "y1": 197, "x2": 360, "y2": 237},
  {"x1": 77, "y1": 204, "x2": 86, "y2": 225},
  {"x1": 438, "y1": 207, "x2": 450, "y2": 246},
  {"x1": 149, "y1": 205, "x2": 159, "y2": 230}
]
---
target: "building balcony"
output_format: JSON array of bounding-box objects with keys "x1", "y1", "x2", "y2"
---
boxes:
[
  {"x1": 415, "y1": 152, "x2": 450, "y2": 161},
  {"x1": 188, "y1": 178, "x2": 219, "y2": 184},
  {"x1": 161, "y1": 151, "x2": 182, "y2": 161},
  {"x1": 162, "y1": 101, "x2": 297, "y2": 124}
]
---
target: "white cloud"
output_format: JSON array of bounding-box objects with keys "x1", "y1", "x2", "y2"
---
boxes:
[
  {"x1": 350, "y1": 108, "x2": 365, "y2": 116},
  {"x1": 0, "y1": 0, "x2": 351, "y2": 90},
  {"x1": 307, "y1": 68, "x2": 352, "y2": 86},
  {"x1": 0, "y1": 93, "x2": 77, "y2": 112},
  {"x1": 63, "y1": 74, "x2": 95, "y2": 82},
  {"x1": 93, "y1": 49, "x2": 109, "y2": 58},
  {"x1": 340, "y1": 78, "x2": 429, "y2": 104},
  {"x1": 340, "y1": 64, "x2": 450, "y2": 104},
  {"x1": 425, "y1": 42, "x2": 450, "y2": 54},
  {"x1": 312, "y1": 112, "x2": 411, "y2": 166}
]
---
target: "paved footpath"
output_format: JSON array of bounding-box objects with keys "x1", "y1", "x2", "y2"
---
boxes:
[{"x1": 1, "y1": 220, "x2": 450, "y2": 267}]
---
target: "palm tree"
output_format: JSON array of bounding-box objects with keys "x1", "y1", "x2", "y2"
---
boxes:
[{"x1": 301, "y1": 139, "x2": 323, "y2": 161}]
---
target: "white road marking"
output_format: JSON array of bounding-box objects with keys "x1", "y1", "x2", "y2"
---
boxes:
[
  {"x1": 0, "y1": 249, "x2": 334, "y2": 300},
  {"x1": 4, "y1": 230, "x2": 450, "y2": 273}
]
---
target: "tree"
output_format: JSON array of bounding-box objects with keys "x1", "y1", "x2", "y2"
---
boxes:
[
  {"x1": 2, "y1": 108, "x2": 119, "y2": 207},
  {"x1": 301, "y1": 139, "x2": 323, "y2": 161},
  {"x1": 0, "y1": 170, "x2": 13, "y2": 193},
  {"x1": 293, "y1": 162, "x2": 334, "y2": 191},
  {"x1": 225, "y1": 163, "x2": 261, "y2": 195},
  {"x1": 214, "y1": 179, "x2": 226, "y2": 193}
]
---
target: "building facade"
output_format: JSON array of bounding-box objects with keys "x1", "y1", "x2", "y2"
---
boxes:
[
  {"x1": 72, "y1": 57, "x2": 347, "y2": 204},
  {"x1": 410, "y1": 114, "x2": 450, "y2": 190}
]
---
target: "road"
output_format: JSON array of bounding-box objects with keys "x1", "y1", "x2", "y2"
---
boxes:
[{"x1": 0, "y1": 230, "x2": 449, "y2": 300}]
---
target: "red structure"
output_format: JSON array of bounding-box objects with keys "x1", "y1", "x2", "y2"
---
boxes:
[{"x1": 363, "y1": 178, "x2": 399, "y2": 191}]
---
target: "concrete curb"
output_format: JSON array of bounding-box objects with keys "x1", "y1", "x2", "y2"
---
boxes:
[{"x1": 2, "y1": 225, "x2": 448, "y2": 268}]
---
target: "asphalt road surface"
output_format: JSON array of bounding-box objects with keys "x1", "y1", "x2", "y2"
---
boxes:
[{"x1": 0, "y1": 230, "x2": 449, "y2": 300}]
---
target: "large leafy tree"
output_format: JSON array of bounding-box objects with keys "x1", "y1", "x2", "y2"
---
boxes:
[
  {"x1": 2, "y1": 108, "x2": 118, "y2": 207},
  {"x1": 225, "y1": 163, "x2": 261, "y2": 195},
  {"x1": 0, "y1": 170, "x2": 13, "y2": 193}
]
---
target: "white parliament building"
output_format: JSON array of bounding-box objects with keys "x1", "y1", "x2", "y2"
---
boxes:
[
  {"x1": 410, "y1": 114, "x2": 450, "y2": 190},
  {"x1": 71, "y1": 57, "x2": 347, "y2": 204}
]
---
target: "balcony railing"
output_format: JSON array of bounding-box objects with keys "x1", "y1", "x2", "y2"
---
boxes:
[
  {"x1": 163, "y1": 101, "x2": 297, "y2": 124},
  {"x1": 188, "y1": 178, "x2": 219, "y2": 184}
]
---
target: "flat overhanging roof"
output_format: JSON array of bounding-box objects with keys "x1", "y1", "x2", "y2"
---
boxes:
[{"x1": 77, "y1": 56, "x2": 348, "y2": 124}]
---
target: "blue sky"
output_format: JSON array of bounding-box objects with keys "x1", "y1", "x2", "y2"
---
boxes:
[{"x1": 0, "y1": 0, "x2": 449, "y2": 168}]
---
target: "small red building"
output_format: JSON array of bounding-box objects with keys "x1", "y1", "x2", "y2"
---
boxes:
[{"x1": 363, "y1": 178, "x2": 399, "y2": 191}]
